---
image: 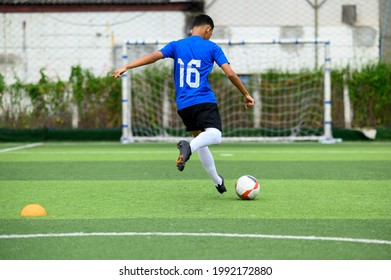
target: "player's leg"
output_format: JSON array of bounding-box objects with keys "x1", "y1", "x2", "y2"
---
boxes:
[
  {"x1": 176, "y1": 140, "x2": 192, "y2": 171},
  {"x1": 176, "y1": 128, "x2": 221, "y2": 171},
  {"x1": 177, "y1": 132, "x2": 226, "y2": 193},
  {"x1": 189, "y1": 127, "x2": 221, "y2": 153},
  {"x1": 188, "y1": 102, "x2": 222, "y2": 153},
  {"x1": 191, "y1": 129, "x2": 226, "y2": 193},
  {"x1": 197, "y1": 146, "x2": 226, "y2": 194},
  {"x1": 176, "y1": 106, "x2": 195, "y2": 171}
]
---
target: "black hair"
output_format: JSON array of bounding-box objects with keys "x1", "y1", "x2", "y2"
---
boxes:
[{"x1": 192, "y1": 14, "x2": 214, "y2": 29}]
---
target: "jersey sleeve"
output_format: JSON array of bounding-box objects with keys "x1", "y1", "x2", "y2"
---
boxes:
[
  {"x1": 213, "y1": 44, "x2": 229, "y2": 67},
  {"x1": 159, "y1": 41, "x2": 176, "y2": 59}
]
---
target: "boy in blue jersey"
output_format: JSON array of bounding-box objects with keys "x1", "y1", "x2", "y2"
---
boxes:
[{"x1": 113, "y1": 15, "x2": 254, "y2": 194}]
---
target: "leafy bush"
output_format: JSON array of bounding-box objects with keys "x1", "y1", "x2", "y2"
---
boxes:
[
  {"x1": 0, "y1": 62, "x2": 390, "y2": 130},
  {"x1": 0, "y1": 67, "x2": 121, "y2": 129},
  {"x1": 332, "y1": 62, "x2": 391, "y2": 128}
]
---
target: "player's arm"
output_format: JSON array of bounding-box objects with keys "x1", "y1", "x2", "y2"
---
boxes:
[
  {"x1": 112, "y1": 51, "x2": 164, "y2": 78},
  {"x1": 221, "y1": 63, "x2": 255, "y2": 109}
]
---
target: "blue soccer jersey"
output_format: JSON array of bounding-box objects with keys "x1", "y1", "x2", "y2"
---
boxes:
[{"x1": 160, "y1": 36, "x2": 229, "y2": 110}]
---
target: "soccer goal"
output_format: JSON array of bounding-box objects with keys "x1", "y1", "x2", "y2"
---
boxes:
[{"x1": 119, "y1": 39, "x2": 336, "y2": 143}]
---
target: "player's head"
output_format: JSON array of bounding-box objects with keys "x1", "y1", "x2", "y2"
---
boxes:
[
  {"x1": 191, "y1": 14, "x2": 214, "y2": 40},
  {"x1": 192, "y1": 14, "x2": 214, "y2": 30}
]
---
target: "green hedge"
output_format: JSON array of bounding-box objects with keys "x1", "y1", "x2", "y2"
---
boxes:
[
  {"x1": 331, "y1": 62, "x2": 391, "y2": 128},
  {"x1": 0, "y1": 66, "x2": 122, "y2": 129}
]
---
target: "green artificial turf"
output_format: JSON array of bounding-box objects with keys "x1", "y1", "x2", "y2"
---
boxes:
[{"x1": 0, "y1": 142, "x2": 390, "y2": 260}]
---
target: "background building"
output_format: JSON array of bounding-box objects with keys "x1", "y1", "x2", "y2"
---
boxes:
[{"x1": 0, "y1": 0, "x2": 390, "y2": 83}]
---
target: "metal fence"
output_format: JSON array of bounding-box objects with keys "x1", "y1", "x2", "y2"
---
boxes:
[{"x1": 1, "y1": 0, "x2": 390, "y2": 130}]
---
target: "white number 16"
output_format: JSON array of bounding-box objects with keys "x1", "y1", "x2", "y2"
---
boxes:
[{"x1": 178, "y1": 58, "x2": 201, "y2": 88}]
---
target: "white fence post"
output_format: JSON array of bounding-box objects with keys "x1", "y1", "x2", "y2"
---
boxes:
[{"x1": 120, "y1": 41, "x2": 133, "y2": 144}]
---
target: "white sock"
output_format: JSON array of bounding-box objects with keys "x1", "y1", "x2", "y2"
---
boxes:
[
  {"x1": 198, "y1": 147, "x2": 222, "y2": 186},
  {"x1": 190, "y1": 128, "x2": 222, "y2": 154}
]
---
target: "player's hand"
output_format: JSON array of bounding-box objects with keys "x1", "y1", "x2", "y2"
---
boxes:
[
  {"x1": 112, "y1": 67, "x2": 127, "y2": 79},
  {"x1": 244, "y1": 95, "x2": 255, "y2": 109}
]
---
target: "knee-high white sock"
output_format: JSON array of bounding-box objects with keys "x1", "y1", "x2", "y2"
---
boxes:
[
  {"x1": 198, "y1": 146, "x2": 222, "y2": 186},
  {"x1": 190, "y1": 128, "x2": 222, "y2": 154}
]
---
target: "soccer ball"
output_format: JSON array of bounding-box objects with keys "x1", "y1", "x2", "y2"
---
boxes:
[{"x1": 235, "y1": 175, "x2": 260, "y2": 200}]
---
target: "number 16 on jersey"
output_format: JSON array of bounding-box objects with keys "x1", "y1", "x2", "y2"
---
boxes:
[{"x1": 178, "y1": 58, "x2": 201, "y2": 88}]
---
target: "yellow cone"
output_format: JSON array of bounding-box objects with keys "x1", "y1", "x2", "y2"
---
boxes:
[{"x1": 21, "y1": 204, "x2": 47, "y2": 217}]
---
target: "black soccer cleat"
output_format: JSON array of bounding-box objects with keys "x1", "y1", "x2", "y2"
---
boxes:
[
  {"x1": 216, "y1": 175, "x2": 227, "y2": 194},
  {"x1": 176, "y1": 140, "x2": 192, "y2": 171}
]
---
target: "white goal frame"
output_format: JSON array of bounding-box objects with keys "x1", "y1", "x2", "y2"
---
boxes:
[{"x1": 119, "y1": 38, "x2": 338, "y2": 143}]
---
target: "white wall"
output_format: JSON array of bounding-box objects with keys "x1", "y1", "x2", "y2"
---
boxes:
[
  {"x1": 0, "y1": 0, "x2": 382, "y2": 83},
  {"x1": 205, "y1": 0, "x2": 380, "y2": 69},
  {"x1": 0, "y1": 11, "x2": 185, "y2": 83}
]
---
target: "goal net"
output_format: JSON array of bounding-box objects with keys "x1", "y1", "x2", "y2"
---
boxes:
[{"x1": 119, "y1": 39, "x2": 334, "y2": 143}]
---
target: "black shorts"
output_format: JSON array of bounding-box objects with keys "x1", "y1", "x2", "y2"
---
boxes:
[{"x1": 178, "y1": 103, "x2": 222, "y2": 132}]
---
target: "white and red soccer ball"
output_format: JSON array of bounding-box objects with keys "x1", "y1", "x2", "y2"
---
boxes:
[{"x1": 235, "y1": 175, "x2": 260, "y2": 200}]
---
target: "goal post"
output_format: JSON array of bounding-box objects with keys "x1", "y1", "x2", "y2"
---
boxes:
[
  {"x1": 120, "y1": 43, "x2": 133, "y2": 144},
  {"x1": 119, "y1": 38, "x2": 339, "y2": 143},
  {"x1": 320, "y1": 40, "x2": 340, "y2": 144}
]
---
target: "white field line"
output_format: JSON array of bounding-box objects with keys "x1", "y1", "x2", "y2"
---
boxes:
[
  {"x1": 0, "y1": 232, "x2": 390, "y2": 245},
  {"x1": 0, "y1": 143, "x2": 43, "y2": 154},
  {"x1": 5, "y1": 150, "x2": 391, "y2": 155}
]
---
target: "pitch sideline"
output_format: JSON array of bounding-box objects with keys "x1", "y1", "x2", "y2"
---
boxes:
[
  {"x1": 0, "y1": 231, "x2": 390, "y2": 245},
  {"x1": 0, "y1": 143, "x2": 43, "y2": 153}
]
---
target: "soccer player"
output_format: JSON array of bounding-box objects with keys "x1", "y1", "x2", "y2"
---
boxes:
[{"x1": 112, "y1": 14, "x2": 254, "y2": 194}]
